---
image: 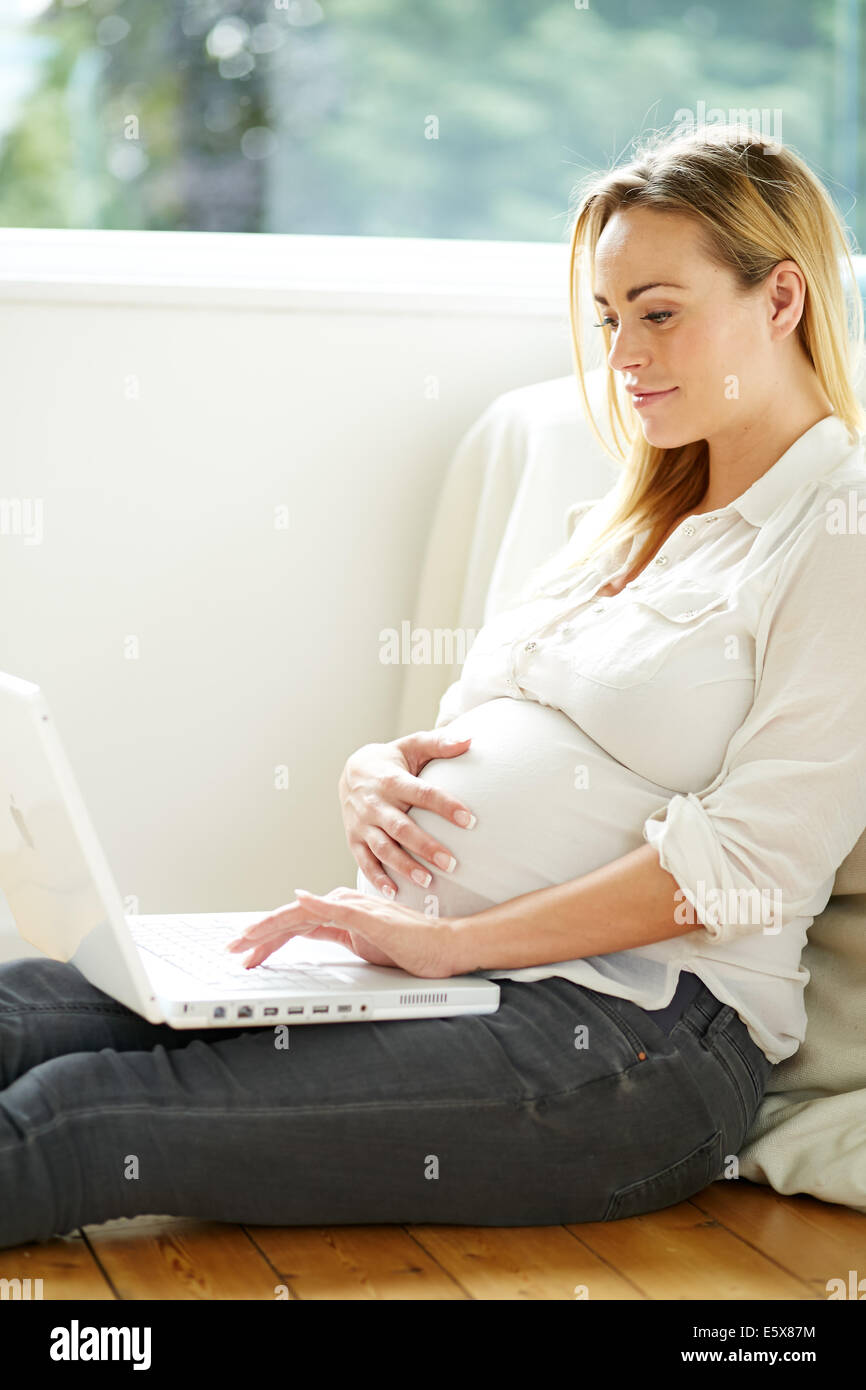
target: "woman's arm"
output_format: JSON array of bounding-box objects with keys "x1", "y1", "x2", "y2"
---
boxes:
[
  {"x1": 447, "y1": 842, "x2": 697, "y2": 974},
  {"x1": 227, "y1": 844, "x2": 695, "y2": 978}
]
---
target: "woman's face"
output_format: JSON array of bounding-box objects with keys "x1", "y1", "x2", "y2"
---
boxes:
[{"x1": 592, "y1": 206, "x2": 793, "y2": 450}]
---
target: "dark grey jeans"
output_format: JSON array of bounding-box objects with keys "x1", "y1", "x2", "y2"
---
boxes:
[{"x1": 0, "y1": 958, "x2": 775, "y2": 1247}]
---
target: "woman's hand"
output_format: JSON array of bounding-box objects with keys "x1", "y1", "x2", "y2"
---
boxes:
[
  {"x1": 226, "y1": 886, "x2": 461, "y2": 978},
  {"x1": 339, "y1": 730, "x2": 476, "y2": 899}
]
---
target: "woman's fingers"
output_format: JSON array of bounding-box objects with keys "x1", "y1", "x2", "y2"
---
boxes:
[
  {"x1": 292, "y1": 888, "x2": 375, "y2": 925},
  {"x1": 226, "y1": 911, "x2": 291, "y2": 943},
  {"x1": 363, "y1": 825, "x2": 441, "y2": 888},
  {"x1": 238, "y1": 922, "x2": 350, "y2": 969},
  {"x1": 400, "y1": 728, "x2": 473, "y2": 778},
  {"x1": 340, "y1": 736, "x2": 475, "y2": 896},
  {"x1": 226, "y1": 902, "x2": 307, "y2": 951},
  {"x1": 373, "y1": 799, "x2": 467, "y2": 875},
  {"x1": 230, "y1": 906, "x2": 397, "y2": 971},
  {"x1": 351, "y1": 839, "x2": 398, "y2": 899},
  {"x1": 384, "y1": 768, "x2": 477, "y2": 836},
  {"x1": 226, "y1": 889, "x2": 365, "y2": 966}
]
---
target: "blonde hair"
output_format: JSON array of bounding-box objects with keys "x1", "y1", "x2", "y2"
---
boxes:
[{"x1": 555, "y1": 122, "x2": 865, "y2": 581}]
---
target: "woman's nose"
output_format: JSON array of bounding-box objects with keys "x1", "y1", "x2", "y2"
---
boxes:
[{"x1": 607, "y1": 326, "x2": 649, "y2": 375}]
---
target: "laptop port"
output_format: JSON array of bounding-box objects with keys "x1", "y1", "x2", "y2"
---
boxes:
[
  {"x1": 287, "y1": 1006, "x2": 304, "y2": 1015},
  {"x1": 337, "y1": 1005, "x2": 352, "y2": 1013},
  {"x1": 237, "y1": 1005, "x2": 253, "y2": 1019},
  {"x1": 312, "y1": 1005, "x2": 329, "y2": 1014},
  {"x1": 213, "y1": 1006, "x2": 227, "y2": 1019},
  {"x1": 263, "y1": 1007, "x2": 278, "y2": 1016}
]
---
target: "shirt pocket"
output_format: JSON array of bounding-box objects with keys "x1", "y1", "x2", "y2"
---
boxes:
[{"x1": 567, "y1": 585, "x2": 732, "y2": 690}]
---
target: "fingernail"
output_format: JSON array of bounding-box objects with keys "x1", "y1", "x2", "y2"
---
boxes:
[
  {"x1": 434, "y1": 852, "x2": 457, "y2": 873},
  {"x1": 381, "y1": 882, "x2": 396, "y2": 899},
  {"x1": 411, "y1": 867, "x2": 433, "y2": 887},
  {"x1": 453, "y1": 810, "x2": 476, "y2": 828}
]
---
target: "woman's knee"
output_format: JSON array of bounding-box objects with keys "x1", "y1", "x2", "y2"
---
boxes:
[{"x1": 0, "y1": 956, "x2": 104, "y2": 1009}]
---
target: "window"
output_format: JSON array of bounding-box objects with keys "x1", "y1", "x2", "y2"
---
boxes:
[{"x1": 0, "y1": 0, "x2": 861, "y2": 247}]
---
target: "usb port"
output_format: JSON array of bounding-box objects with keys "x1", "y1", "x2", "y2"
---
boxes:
[
  {"x1": 287, "y1": 1006, "x2": 304, "y2": 1015},
  {"x1": 312, "y1": 1005, "x2": 329, "y2": 1014},
  {"x1": 263, "y1": 1007, "x2": 278, "y2": 1016},
  {"x1": 337, "y1": 1005, "x2": 352, "y2": 1013},
  {"x1": 237, "y1": 1005, "x2": 253, "y2": 1019},
  {"x1": 213, "y1": 1006, "x2": 226, "y2": 1019}
]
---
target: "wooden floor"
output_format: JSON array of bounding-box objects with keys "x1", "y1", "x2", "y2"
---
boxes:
[{"x1": 2, "y1": 1180, "x2": 862, "y2": 1299}]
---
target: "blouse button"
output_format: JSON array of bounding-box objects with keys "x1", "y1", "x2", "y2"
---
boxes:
[
  {"x1": 653, "y1": 554, "x2": 669, "y2": 566},
  {"x1": 682, "y1": 524, "x2": 696, "y2": 536},
  {"x1": 524, "y1": 640, "x2": 537, "y2": 653}
]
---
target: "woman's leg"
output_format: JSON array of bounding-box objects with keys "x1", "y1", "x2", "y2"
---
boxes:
[{"x1": 0, "y1": 957, "x2": 773, "y2": 1247}]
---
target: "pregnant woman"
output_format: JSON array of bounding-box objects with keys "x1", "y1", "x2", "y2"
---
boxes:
[{"x1": 2, "y1": 122, "x2": 866, "y2": 1246}]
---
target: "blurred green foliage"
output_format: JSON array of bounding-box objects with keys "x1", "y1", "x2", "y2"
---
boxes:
[{"x1": 0, "y1": 0, "x2": 860, "y2": 247}]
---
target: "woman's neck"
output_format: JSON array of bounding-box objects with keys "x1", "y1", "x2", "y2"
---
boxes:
[{"x1": 699, "y1": 388, "x2": 834, "y2": 515}]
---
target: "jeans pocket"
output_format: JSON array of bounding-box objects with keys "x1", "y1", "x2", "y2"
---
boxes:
[
  {"x1": 699, "y1": 1007, "x2": 771, "y2": 1141},
  {"x1": 604, "y1": 1128, "x2": 723, "y2": 1222},
  {"x1": 585, "y1": 987, "x2": 656, "y2": 1066},
  {"x1": 715, "y1": 1019, "x2": 774, "y2": 1135}
]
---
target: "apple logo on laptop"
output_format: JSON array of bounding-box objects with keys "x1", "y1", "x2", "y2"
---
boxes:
[{"x1": 10, "y1": 795, "x2": 35, "y2": 850}]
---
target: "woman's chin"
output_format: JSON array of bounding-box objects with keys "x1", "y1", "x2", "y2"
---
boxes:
[{"x1": 639, "y1": 418, "x2": 694, "y2": 449}]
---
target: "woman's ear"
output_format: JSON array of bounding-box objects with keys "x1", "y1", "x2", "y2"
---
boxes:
[{"x1": 766, "y1": 260, "x2": 807, "y2": 340}]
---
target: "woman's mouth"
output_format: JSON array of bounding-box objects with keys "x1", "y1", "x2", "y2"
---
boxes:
[{"x1": 631, "y1": 386, "x2": 678, "y2": 409}]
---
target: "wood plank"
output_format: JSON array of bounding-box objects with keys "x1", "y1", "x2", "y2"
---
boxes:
[
  {"x1": 691, "y1": 1179, "x2": 866, "y2": 1297},
  {"x1": 570, "y1": 1189, "x2": 817, "y2": 1300},
  {"x1": 0, "y1": 1231, "x2": 113, "y2": 1300},
  {"x1": 246, "y1": 1224, "x2": 466, "y2": 1300},
  {"x1": 406, "y1": 1223, "x2": 644, "y2": 1300},
  {"x1": 10, "y1": 1185, "x2": 843, "y2": 1303},
  {"x1": 82, "y1": 1216, "x2": 280, "y2": 1300}
]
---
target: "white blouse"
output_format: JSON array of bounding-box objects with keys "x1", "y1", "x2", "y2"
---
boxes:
[{"x1": 356, "y1": 413, "x2": 866, "y2": 1064}]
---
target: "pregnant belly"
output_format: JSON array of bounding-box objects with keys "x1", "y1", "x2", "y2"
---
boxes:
[{"x1": 355, "y1": 696, "x2": 674, "y2": 919}]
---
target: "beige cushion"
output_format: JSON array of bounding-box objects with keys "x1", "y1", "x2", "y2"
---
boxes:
[
  {"x1": 737, "y1": 892, "x2": 866, "y2": 1213},
  {"x1": 833, "y1": 827, "x2": 866, "y2": 895},
  {"x1": 737, "y1": 715, "x2": 866, "y2": 1212}
]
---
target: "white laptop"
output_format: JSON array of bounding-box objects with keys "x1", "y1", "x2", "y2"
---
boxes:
[{"x1": 0, "y1": 671, "x2": 500, "y2": 1028}]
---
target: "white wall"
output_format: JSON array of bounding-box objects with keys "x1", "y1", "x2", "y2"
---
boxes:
[{"x1": 0, "y1": 230, "x2": 581, "y2": 912}]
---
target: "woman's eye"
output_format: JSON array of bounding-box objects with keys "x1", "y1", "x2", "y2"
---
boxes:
[{"x1": 592, "y1": 310, "x2": 674, "y2": 328}]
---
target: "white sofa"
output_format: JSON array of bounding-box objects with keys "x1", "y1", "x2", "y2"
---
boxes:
[{"x1": 400, "y1": 364, "x2": 866, "y2": 1215}]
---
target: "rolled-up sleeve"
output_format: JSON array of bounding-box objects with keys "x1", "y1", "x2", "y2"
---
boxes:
[{"x1": 643, "y1": 507, "x2": 866, "y2": 943}]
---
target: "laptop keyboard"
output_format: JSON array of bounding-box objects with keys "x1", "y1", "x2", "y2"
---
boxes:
[{"x1": 126, "y1": 914, "x2": 355, "y2": 991}]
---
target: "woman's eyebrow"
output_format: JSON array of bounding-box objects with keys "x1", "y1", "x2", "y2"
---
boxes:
[{"x1": 593, "y1": 281, "x2": 687, "y2": 306}]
